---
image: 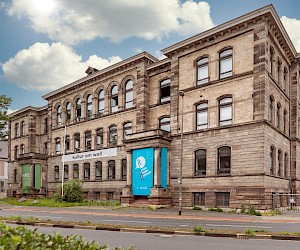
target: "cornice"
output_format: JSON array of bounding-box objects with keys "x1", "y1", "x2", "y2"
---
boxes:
[
  {"x1": 146, "y1": 58, "x2": 171, "y2": 71},
  {"x1": 9, "y1": 105, "x2": 48, "y2": 118},
  {"x1": 161, "y1": 5, "x2": 297, "y2": 58},
  {"x1": 43, "y1": 52, "x2": 158, "y2": 100}
]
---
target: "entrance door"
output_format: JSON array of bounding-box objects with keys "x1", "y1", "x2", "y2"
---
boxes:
[{"x1": 22, "y1": 164, "x2": 31, "y2": 193}]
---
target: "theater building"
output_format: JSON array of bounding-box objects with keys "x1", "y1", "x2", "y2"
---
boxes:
[{"x1": 7, "y1": 5, "x2": 300, "y2": 209}]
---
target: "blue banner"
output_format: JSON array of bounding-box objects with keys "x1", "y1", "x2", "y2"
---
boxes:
[
  {"x1": 160, "y1": 148, "x2": 168, "y2": 190},
  {"x1": 132, "y1": 148, "x2": 154, "y2": 196}
]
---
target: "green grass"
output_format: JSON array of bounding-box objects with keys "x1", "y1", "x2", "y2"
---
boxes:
[
  {"x1": 208, "y1": 207, "x2": 223, "y2": 212},
  {"x1": 244, "y1": 228, "x2": 255, "y2": 236},
  {"x1": 192, "y1": 206, "x2": 202, "y2": 210},
  {"x1": 193, "y1": 226, "x2": 206, "y2": 235},
  {"x1": 0, "y1": 198, "x2": 85, "y2": 207}
]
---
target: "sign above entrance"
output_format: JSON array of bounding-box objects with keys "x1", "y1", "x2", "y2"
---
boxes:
[{"x1": 63, "y1": 148, "x2": 117, "y2": 162}]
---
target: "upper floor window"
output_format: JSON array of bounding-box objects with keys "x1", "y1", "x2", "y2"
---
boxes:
[
  {"x1": 276, "y1": 103, "x2": 281, "y2": 129},
  {"x1": 219, "y1": 49, "x2": 233, "y2": 79},
  {"x1": 44, "y1": 118, "x2": 48, "y2": 134},
  {"x1": 278, "y1": 150, "x2": 282, "y2": 177},
  {"x1": 76, "y1": 98, "x2": 81, "y2": 122},
  {"x1": 73, "y1": 164, "x2": 79, "y2": 179},
  {"x1": 123, "y1": 122, "x2": 132, "y2": 139},
  {"x1": 15, "y1": 123, "x2": 19, "y2": 138},
  {"x1": 111, "y1": 85, "x2": 118, "y2": 113},
  {"x1": 283, "y1": 67, "x2": 288, "y2": 93},
  {"x1": 160, "y1": 79, "x2": 170, "y2": 103},
  {"x1": 65, "y1": 135, "x2": 70, "y2": 152},
  {"x1": 55, "y1": 138, "x2": 61, "y2": 154},
  {"x1": 44, "y1": 142, "x2": 48, "y2": 155},
  {"x1": 14, "y1": 169, "x2": 17, "y2": 183},
  {"x1": 57, "y1": 105, "x2": 62, "y2": 126},
  {"x1": 74, "y1": 133, "x2": 80, "y2": 151},
  {"x1": 284, "y1": 153, "x2": 288, "y2": 178},
  {"x1": 87, "y1": 94, "x2": 93, "y2": 120},
  {"x1": 160, "y1": 117, "x2": 170, "y2": 132},
  {"x1": 20, "y1": 121, "x2": 25, "y2": 136},
  {"x1": 197, "y1": 57, "x2": 209, "y2": 85},
  {"x1": 270, "y1": 47, "x2": 274, "y2": 76},
  {"x1": 195, "y1": 149, "x2": 206, "y2": 176},
  {"x1": 66, "y1": 102, "x2": 72, "y2": 122},
  {"x1": 277, "y1": 58, "x2": 282, "y2": 85},
  {"x1": 108, "y1": 160, "x2": 116, "y2": 180},
  {"x1": 269, "y1": 96, "x2": 274, "y2": 123},
  {"x1": 284, "y1": 110, "x2": 288, "y2": 134},
  {"x1": 218, "y1": 146, "x2": 231, "y2": 175},
  {"x1": 14, "y1": 145, "x2": 18, "y2": 160},
  {"x1": 122, "y1": 159, "x2": 127, "y2": 180},
  {"x1": 85, "y1": 131, "x2": 92, "y2": 150},
  {"x1": 219, "y1": 97, "x2": 232, "y2": 126},
  {"x1": 125, "y1": 80, "x2": 133, "y2": 109},
  {"x1": 96, "y1": 128, "x2": 103, "y2": 149},
  {"x1": 196, "y1": 103, "x2": 208, "y2": 130},
  {"x1": 270, "y1": 146, "x2": 275, "y2": 175},
  {"x1": 84, "y1": 163, "x2": 90, "y2": 180},
  {"x1": 109, "y1": 125, "x2": 117, "y2": 146},
  {"x1": 98, "y1": 90, "x2": 105, "y2": 116},
  {"x1": 95, "y1": 161, "x2": 102, "y2": 180},
  {"x1": 21, "y1": 144, "x2": 25, "y2": 155}
]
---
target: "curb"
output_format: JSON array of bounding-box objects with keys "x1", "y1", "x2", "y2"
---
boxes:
[{"x1": 2, "y1": 220, "x2": 300, "y2": 241}]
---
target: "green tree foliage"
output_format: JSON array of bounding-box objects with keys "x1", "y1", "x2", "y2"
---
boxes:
[
  {"x1": 0, "y1": 95, "x2": 12, "y2": 140},
  {"x1": 0, "y1": 222, "x2": 103, "y2": 249},
  {"x1": 63, "y1": 179, "x2": 84, "y2": 202}
]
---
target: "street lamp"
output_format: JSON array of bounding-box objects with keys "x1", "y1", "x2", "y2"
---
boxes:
[{"x1": 178, "y1": 91, "x2": 184, "y2": 215}]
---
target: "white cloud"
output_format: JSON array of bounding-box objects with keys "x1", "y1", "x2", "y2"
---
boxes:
[
  {"x1": 155, "y1": 50, "x2": 167, "y2": 60},
  {"x1": 7, "y1": 108, "x2": 18, "y2": 115},
  {"x1": 5, "y1": 0, "x2": 214, "y2": 45},
  {"x1": 2, "y1": 42, "x2": 122, "y2": 91},
  {"x1": 281, "y1": 16, "x2": 300, "y2": 52}
]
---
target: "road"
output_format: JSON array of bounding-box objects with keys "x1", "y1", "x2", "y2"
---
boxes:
[
  {"x1": 1, "y1": 205, "x2": 300, "y2": 233},
  {"x1": 7, "y1": 224, "x2": 300, "y2": 250}
]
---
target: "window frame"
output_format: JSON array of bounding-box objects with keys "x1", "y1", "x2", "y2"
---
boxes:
[
  {"x1": 109, "y1": 125, "x2": 117, "y2": 146},
  {"x1": 74, "y1": 133, "x2": 80, "y2": 152},
  {"x1": 95, "y1": 161, "x2": 102, "y2": 180},
  {"x1": 219, "y1": 97, "x2": 232, "y2": 126},
  {"x1": 85, "y1": 131, "x2": 92, "y2": 150},
  {"x1": 64, "y1": 165, "x2": 69, "y2": 180},
  {"x1": 270, "y1": 146, "x2": 275, "y2": 175},
  {"x1": 111, "y1": 85, "x2": 118, "y2": 113},
  {"x1": 217, "y1": 146, "x2": 231, "y2": 175},
  {"x1": 121, "y1": 159, "x2": 127, "y2": 180},
  {"x1": 196, "y1": 102, "x2": 208, "y2": 130},
  {"x1": 193, "y1": 192, "x2": 205, "y2": 206},
  {"x1": 55, "y1": 138, "x2": 61, "y2": 155},
  {"x1": 216, "y1": 192, "x2": 230, "y2": 207},
  {"x1": 123, "y1": 122, "x2": 132, "y2": 140},
  {"x1": 194, "y1": 149, "x2": 206, "y2": 176},
  {"x1": 96, "y1": 128, "x2": 104, "y2": 149},
  {"x1": 125, "y1": 80, "x2": 133, "y2": 109},
  {"x1": 108, "y1": 160, "x2": 116, "y2": 180},
  {"x1": 76, "y1": 98, "x2": 81, "y2": 122},
  {"x1": 84, "y1": 163, "x2": 90, "y2": 180},
  {"x1": 197, "y1": 57, "x2": 209, "y2": 85},
  {"x1": 98, "y1": 90, "x2": 105, "y2": 116},
  {"x1": 86, "y1": 94, "x2": 93, "y2": 120},
  {"x1": 54, "y1": 166, "x2": 59, "y2": 181},
  {"x1": 73, "y1": 164, "x2": 79, "y2": 179},
  {"x1": 57, "y1": 105, "x2": 62, "y2": 126},
  {"x1": 159, "y1": 116, "x2": 170, "y2": 132},
  {"x1": 160, "y1": 79, "x2": 171, "y2": 103},
  {"x1": 219, "y1": 48, "x2": 233, "y2": 79}
]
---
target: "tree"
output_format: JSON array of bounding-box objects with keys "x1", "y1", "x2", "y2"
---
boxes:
[{"x1": 0, "y1": 95, "x2": 12, "y2": 140}]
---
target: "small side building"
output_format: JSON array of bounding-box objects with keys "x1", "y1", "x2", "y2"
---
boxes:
[{"x1": 0, "y1": 141, "x2": 8, "y2": 198}]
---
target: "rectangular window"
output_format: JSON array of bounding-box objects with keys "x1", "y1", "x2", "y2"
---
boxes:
[
  {"x1": 193, "y1": 192, "x2": 205, "y2": 206},
  {"x1": 44, "y1": 118, "x2": 48, "y2": 133},
  {"x1": 197, "y1": 57, "x2": 209, "y2": 85},
  {"x1": 94, "y1": 192, "x2": 100, "y2": 200},
  {"x1": 216, "y1": 192, "x2": 230, "y2": 207},
  {"x1": 107, "y1": 192, "x2": 114, "y2": 200},
  {"x1": 64, "y1": 165, "x2": 69, "y2": 180},
  {"x1": 55, "y1": 138, "x2": 61, "y2": 154},
  {"x1": 74, "y1": 134, "x2": 80, "y2": 152},
  {"x1": 65, "y1": 136, "x2": 70, "y2": 152},
  {"x1": 196, "y1": 103, "x2": 208, "y2": 130},
  {"x1": 195, "y1": 150, "x2": 206, "y2": 176},
  {"x1": 73, "y1": 164, "x2": 79, "y2": 179},
  {"x1": 84, "y1": 163, "x2": 90, "y2": 180},
  {"x1": 96, "y1": 128, "x2": 103, "y2": 149},
  {"x1": 108, "y1": 160, "x2": 116, "y2": 180},
  {"x1": 55, "y1": 166, "x2": 59, "y2": 181},
  {"x1": 219, "y1": 97, "x2": 232, "y2": 126},
  {"x1": 219, "y1": 49, "x2": 233, "y2": 79},
  {"x1": 122, "y1": 159, "x2": 127, "y2": 180},
  {"x1": 160, "y1": 79, "x2": 171, "y2": 103},
  {"x1": 95, "y1": 162, "x2": 102, "y2": 180}
]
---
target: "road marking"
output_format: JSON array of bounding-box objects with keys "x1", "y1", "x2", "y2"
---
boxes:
[
  {"x1": 180, "y1": 225, "x2": 189, "y2": 227},
  {"x1": 205, "y1": 224, "x2": 272, "y2": 229},
  {"x1": 103, "y1": 219, "x2": 151, "y2": 224}
]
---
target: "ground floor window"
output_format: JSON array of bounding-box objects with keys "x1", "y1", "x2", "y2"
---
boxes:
[
  {"x1": 193, "y1": 192, "x2": 205, "y2": 206},
  {"x1": 107, "y1": 192, "x2": 114, "y2": 200},
  {"x1": 73, "y1": 164, "x2": 79, "y2": 179},
  {"x1": 94, "y1": 192, "x2": 100, "y2": 200},
  {"x1": 216, "y1": 192, "x2": 230, "y2": 207},
  {"x1": 54, "y1": 166, "x2": 59, "y2": 181}
]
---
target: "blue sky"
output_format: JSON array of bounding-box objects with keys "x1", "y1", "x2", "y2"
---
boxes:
[{"x1": 1, "y1": 0, "x2": 300, "y2": 112}]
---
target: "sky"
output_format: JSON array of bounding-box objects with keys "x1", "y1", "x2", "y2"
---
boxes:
[{"x1": 1, "y1": 0, "x2": 300, "y2": 112}]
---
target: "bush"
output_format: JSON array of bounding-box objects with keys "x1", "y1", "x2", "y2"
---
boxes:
[
  {"x1": 193, "y1": 226, "x2": 205, "y2": 235},
  {"x1": 192, "y1": 206, "x2": 202, "y2": 210},
  {"x1": 246, "y1": 207, "x2": 261, "y2": 216},
  {"x1": 62, "y1": 179, "x2": 84, "y2": 203},
  {"x1": 208, "y1": 207, "x2": 223, "y2": 212},
  {"x1": 0, "y1": 223, "x2": 102, "y2": 249},
  {"x1": 244, "y1": 228, "x2": 255, "y2": 236}
]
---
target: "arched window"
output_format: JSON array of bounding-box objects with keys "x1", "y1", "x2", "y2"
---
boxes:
[
  {"x1": 123, "y1": 122, "x2": 132, "y2": 139},
  {"x1": 218, "y1": 146, "x2": 231, "y2": 175},
  {"x1": 284, "y1": 109, "x2": 288, "y2": 134},
  {"x1": 219, "y1": 49, "x2": 233, "y2": 79},
  {"x1": 122, "y1": 159, "x2": 127, "y2": 179},
  {"x1": 14, "y1": 169, "x2": 17, "y2": 183},
  {"x1": 85, "y1": 131, "x2": 92, "y2": 150},
  {"x1": 55, "y1": 138, "x2": 61, "y2": 154},
  {"x1": 270, "y1": 47, "x2": 274, "y2": 76},
  {"x1": 125, "y1": 80, "x2": 133, "y2": 109},
  {"x1": 270, "y1": 146, "x2": 275, "y2": 175},
  {"x1": 159, "y1": 117, "x2": 170, "y2": 132},
  {"x1": 98, "y1": 90, "x2": 105, "y2": 116},
  {"x1": 196, "y1": 103, "x2": 208, "y2": 129},
  {"x1": 197, "y1": 57, "x2": 209, "y2": 85},
  {"x1": 15, "y1": 123, "x2": 19, "y2": 138},
  {"x1": 109, "y1": 125, "x2": 117, "y2": 146},
  {"x1": 57, "y1": 105, "x2": 62, "y2": 126},
  {"x1": 76, "y1": 98, "x2": 81, "y2": 122},
  {"x1": 283, "y1": 67, "x2": 288, "y2": 93},
  {"x1": 277, "y1": 58, "x2": 282, "y2": 86},
  {"x1": 111, "y1": 85, "x2": 118, "y2": 113},
  {"x1": 65, "y1": 135, "x2": 70, "y2": 151},
  {"x1": 278, "y1": 150, "x2": 282, "y2": 177},
  {"x1": 219, "y1": 97, "x2": 232, "y2": 126},
  {"x1": 74, "y1": 133, "x2": 80, "y2": 152},
  {"x1": 160, "y1": 79, "x2": 171, "y2": 103},
  {"x1": 195, "y1": 149, "x2": 206, "y2": 176},
  {"x1": 108, "y1": 160, "x2": 116, "y2": 180},
  {"x1": 276, "y1": 103, "x2": 281, "y2": 129},
  {"x1": 269, "y1": 96, "x2": 274, "y2": 123},
  {"x1": 14, "y1": 145, "x2": 18, "y2": 160},
  {"x1": 66, "y1": 102, "x2": 72, "y2": 122},
  {"x1": 95, "y1": 161, "x2": 102, "y2": 180},
  {"x1": 20, "y1": 121, "x2": 25, "y2": 136},
  {"x1": 84, "y1": 163, "x2": 90, "y2": 180},
  {"x1": 21, "y1": 144, "x2": 25, "y2": 155},
  {"x1": 284, "y1": 153, "x2": 288, "y2": 178},
  {"x1": 86, "y1": 94, "x2": 93, "y2": 120}
]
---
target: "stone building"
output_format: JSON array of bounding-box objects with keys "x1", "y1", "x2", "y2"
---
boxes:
[{"x1": 7, "y1": 5, "x2": 300, "y2": 209}]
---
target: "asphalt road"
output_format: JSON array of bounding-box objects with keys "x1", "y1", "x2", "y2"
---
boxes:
[
  {"x1": 7, "y1": 224, "x2": 300, "y2": 250},
  {"x1": 1, "y1": 206, "x2": 300, "y2": 233}
]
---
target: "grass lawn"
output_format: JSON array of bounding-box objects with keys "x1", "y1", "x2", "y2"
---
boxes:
[{"x1": 0, "y1": 198, "x2": 84, "y2": 207}]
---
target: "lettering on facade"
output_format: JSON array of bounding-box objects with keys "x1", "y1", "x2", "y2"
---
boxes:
[{"x1": 63, "y1": 148, "x2": 117, "y2": 162}]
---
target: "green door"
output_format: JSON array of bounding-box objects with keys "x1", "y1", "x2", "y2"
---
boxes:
[
  {"x1": 22, "y1": 164, "x2": 31, "y2": 193},
  {"x1": 34, "y1": 164, "x2": 41, "y2": 189}
]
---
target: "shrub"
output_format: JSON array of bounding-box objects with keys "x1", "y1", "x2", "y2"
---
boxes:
[
  {"x1": 244, "y1": 228, "x2": 255, "y2": 236},
  {"x1": 193, "y1": 226, "x2": 205, "y2": 235},
  {"x1": 208, "y1": 208, "x2": 223, "y2": 212},
  {"x1": 246, "y1": 207, "x2": 261, "y2": 216},
  {"x1": 192, "y1": 206, "x2": 202, "y2": 210},
  {"x1": 54, "y1": 192, "x2": 62, "y2": 202},
  {"x1": 62, "y1": 179, "x2": 84, "y2": 203},
  {"x1": 0, "y1": 223, "x2": 102, "y2": 249}
]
